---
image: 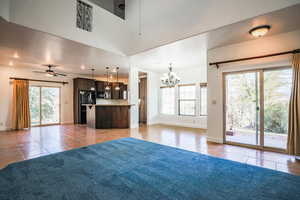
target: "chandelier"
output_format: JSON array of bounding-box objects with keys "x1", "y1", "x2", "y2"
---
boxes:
[{"x1": 161, "y1": 63, "x2": 180, "y2": 87}]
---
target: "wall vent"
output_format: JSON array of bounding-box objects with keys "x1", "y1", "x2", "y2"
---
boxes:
[{"x1": 77, "y1": 0, "x2": 93, "y2": 32}]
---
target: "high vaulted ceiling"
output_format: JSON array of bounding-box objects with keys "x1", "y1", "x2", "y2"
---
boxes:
[
  {"x1": 130, "y1": 4, "x2": 300, "y2": 72},
  {"x1": 0, "y1": 0, "x2": 300, "y2": 75},
  {"x1": 125, "y1": 0, "x2": 300, "y2": 55}
]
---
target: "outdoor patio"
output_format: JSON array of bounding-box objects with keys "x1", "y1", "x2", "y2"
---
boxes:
[{"x1": 226, "y1": 129, "x2": 287, "y2": 149}]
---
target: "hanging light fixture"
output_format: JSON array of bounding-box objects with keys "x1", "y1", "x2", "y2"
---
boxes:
[
  {"x1": 161, "y1": 63, "x2": 180, "y2": 87},
  {"x1": 90, "y1": 68, "x2": 95, "y2": 91},
  {"x1": 115, "y1": 67, "x2": 120, "y2": 91},
  {"x1": 105, "y1": 67, "x2": 111, "y2": 90},
  {"x1": 138, "y1": 0, "x2": 142, "y2": 36}
]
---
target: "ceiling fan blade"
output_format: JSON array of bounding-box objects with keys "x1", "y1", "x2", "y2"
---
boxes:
[
  {"x1": 32, "y1": 71, "x2": 47, "y2": 74},
  {"x1": 43, "y1": 64, "x2": 59, "y2": 68},
  {"x1": 55, "y1": 73, "x2": 67, "y2": 77}
]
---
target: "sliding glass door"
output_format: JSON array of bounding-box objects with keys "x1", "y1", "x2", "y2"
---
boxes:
[
  {"x1": 263, "y1": 69, "x2": 292, "y2": 149},
  {"x1": 29, "y1": 86, "x2": 60, "y2": 126},
  {"x1": 224, "y1": 67, "x2": 292, "y2": 150},
  {"x1": 225, "y1": 71, "x2": 260, "y2": 146}
]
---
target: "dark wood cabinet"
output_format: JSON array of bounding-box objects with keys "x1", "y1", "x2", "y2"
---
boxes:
[
  {"x1": 120, "y1": 84, "x2": 127, "y2": 99},
  {"x1": 111, "y1": 82, "x2": 127, "y2": 99},
  {"x1": 111, "y1": 82, "x2": 121, "y2": 99},
  {"x1": 75, "y1": 78, "x2": 95, "y2": 91},
  {"x1": 96, "y1": 81, "x2": 105, "y2": 93}
]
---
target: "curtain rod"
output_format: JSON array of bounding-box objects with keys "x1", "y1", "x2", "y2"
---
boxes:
[
  {"x1": 9, "y1": 77, "x2": 68, "y2": 85},
  {"x1": 209, "y1": 49, "x2": 300, "y2": 68}
]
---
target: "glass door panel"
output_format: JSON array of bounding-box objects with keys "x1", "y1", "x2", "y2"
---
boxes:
[
  {"x1": 29, "y1": 86, "x2": 41, "y2": 126},
  {"x1": 41, "y1": 87, "x2": 60, "y2": 125},
  {"x1": 29, "y1": 86, "x2": 60, "y2": 126},
  {"x1": 263, "y1": 68, "x2": 292, "y2": 149},
  {"x1": 225, "y1": 72, "x2": 260, "y2": 146}
]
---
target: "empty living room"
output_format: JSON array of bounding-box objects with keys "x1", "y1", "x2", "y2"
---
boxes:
[{"x1": 1, "y1": 0, "x2": 300, "y2": 199}]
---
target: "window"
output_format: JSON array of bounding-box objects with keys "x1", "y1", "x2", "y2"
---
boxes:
[
  {"x1": 178, "y1": 85, "x2": 196, "y2": 116},
  {"x1": 200, "y1": 83, "x2": 207, "y2": 116},
  {"x1": 160, "y1": 87, "x2": 175, "y2": 115},
  {"x1": 29, "y1": 86, "x2": 60, "y2": 126}
]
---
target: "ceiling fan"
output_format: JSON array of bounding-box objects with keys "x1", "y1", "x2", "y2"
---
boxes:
[{"x1": 33, "y1": 64, "x2": 67, "y2": 77}]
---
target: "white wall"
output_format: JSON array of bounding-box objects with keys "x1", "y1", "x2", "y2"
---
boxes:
[
  {"x1": 0, "y1": 0, "x2": 10, "y2": 21},
  {"x1": 0, "y1": 65, "x2": 74, "y2": 131},
  {"x1": 157, "y1": 67, "x2": 207, "y2": 129},
  {"x1": 207, "y1": 29, "x2": 300, "y2": 143},
  {"x1": 9, "y1": 0, "x2": 131, "y2": 55},
  {"x1": 128, "y1": 66, "x2": 160, "y2": 128}
]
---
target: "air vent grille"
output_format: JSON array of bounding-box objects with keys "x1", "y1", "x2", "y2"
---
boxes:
[{"x1": 77, "y1": 0, "x2": 93, "y2": 32}]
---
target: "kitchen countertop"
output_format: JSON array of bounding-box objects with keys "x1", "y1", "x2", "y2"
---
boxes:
[{"x1": 83, "y1": 104, "x2": 133, "y2": 107}]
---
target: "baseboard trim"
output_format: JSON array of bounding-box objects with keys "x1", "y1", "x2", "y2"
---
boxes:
[
  {"x1": 158, "y1": 122, "x2": 206, "y2": 129},
  {"x1": 207, "y1": 137, "x2": 224, "y2": 144},
  {"x1": 61, "y1": 122, "x2": 74, "y2": 125}
]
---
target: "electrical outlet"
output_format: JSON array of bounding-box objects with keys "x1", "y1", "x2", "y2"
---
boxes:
[{"x1": 0, "y1": 122, "x2": 3, "y2": 126}]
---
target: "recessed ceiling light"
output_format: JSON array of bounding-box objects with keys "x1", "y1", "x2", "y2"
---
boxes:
[
  {"x1": 81, "y1": 65, "x2": 86, "y2": 70},
  {"x1": 13, "y1": 52, "x2": 19, "y2": 59},
  {"x1": 9, "y1": 61, "x2": 13, "y2": 66},
  {"x1": 249, "y1": 25, "x2": 271, "y2": 38}
]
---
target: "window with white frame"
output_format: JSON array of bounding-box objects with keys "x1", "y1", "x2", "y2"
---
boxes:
[
  {"x1": 178, "y1": 85, "x2": 196, "y2": 116},
  {"x1": 200, "y1": 83, "x2": 207, "y2": 116},
  {"x1": 160, "y1": 87, "x2": 175, "y2": 115}
]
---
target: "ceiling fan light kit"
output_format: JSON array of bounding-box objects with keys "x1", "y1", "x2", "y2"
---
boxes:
[{"x1": 33, "y1": 64, "x2": 67, "y2": 77}]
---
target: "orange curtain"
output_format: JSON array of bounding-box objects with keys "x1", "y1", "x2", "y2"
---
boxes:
[
  {"x1": 12, "y1": 80, "x2": 31, "y2": 130},
  {"x1": 287, "y1": 53, "x2": 300, "y2": 156}
]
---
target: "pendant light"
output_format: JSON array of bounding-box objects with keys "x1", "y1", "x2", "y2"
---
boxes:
[
  {"x1": 105, "y1": 67, "x2": 111, "y2": 90},
  {"x1": 138, "y1": 0, "x2": 142, "y2": 36},
  {"x1": 115, "y1": 67, "x2": 120, "y2": 91},
  {"x1": 90, "y1": 68, "x2": 95, "y2": 91}
]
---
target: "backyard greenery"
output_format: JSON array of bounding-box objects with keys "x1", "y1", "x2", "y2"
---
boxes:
[
  {"x1": 227, "y1": 69, "x2": 292, "y2": 135},
  {"x1": 29, "y1": 87, "x2": 60, "y2": 125}
]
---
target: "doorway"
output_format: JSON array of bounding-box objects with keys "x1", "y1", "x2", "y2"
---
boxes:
[
  {"x1": 224, "y1": 67, "x2": 292, "y2": 151},
  {"x1": 138, "y1": 72, "x2": 147, "y2": 126},
  {"x1": 29, "y1": 86, "x2": 61, "y2": 126}
]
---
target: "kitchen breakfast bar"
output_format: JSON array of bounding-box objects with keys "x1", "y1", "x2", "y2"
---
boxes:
[{"x1": 85, "y1": 104, "x2": 132, "y2": 129}]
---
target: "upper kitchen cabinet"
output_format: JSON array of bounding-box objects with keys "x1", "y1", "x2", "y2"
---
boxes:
[
  {"x1": 74, "y1": 78, "x2": 96, "y2": 91},
  {"x1": 111, "y1": 82, "x2": 122, "y2": 99},
  {"x1": 96, "y1": 81, "x2": 105, "y2": 92}
]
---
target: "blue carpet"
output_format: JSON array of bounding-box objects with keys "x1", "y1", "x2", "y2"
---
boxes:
[{"x1": 1, "y1": 138, "x2": 300, "y2": 200}]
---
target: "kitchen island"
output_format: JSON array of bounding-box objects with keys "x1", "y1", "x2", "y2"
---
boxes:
[{"x1": 85, "y1": 104, "x2": 132, "y2": 129}]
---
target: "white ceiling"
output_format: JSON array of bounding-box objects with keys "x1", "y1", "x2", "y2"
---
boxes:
[
  {"x1": 130, "y1": 4, "x2": 300, "y2": 73},
  {"x1": 125, "y1": 0, "x2": 300, "y2": 55},
  {"x1": 0, "y1": 18, "x2": 130, "y2": 76},
  {"x1": 0, "y1": 2, "x2": 300, "y2": 75},
  {"x1": 130, "y1": 34, "x2": 207, "y2": 72}
]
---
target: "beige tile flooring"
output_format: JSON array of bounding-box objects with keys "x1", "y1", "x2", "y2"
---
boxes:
[{"x1": 0, "y1": 124, "x2": 299, "y2": 175}]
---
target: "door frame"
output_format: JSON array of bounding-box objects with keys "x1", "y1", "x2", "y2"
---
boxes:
[
  {"x1": 29, "y1": 85, "x2": 61, "y2": 127},
  {"x1": 222, "y1": 66, "x2": 291, "y2": 153}
]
